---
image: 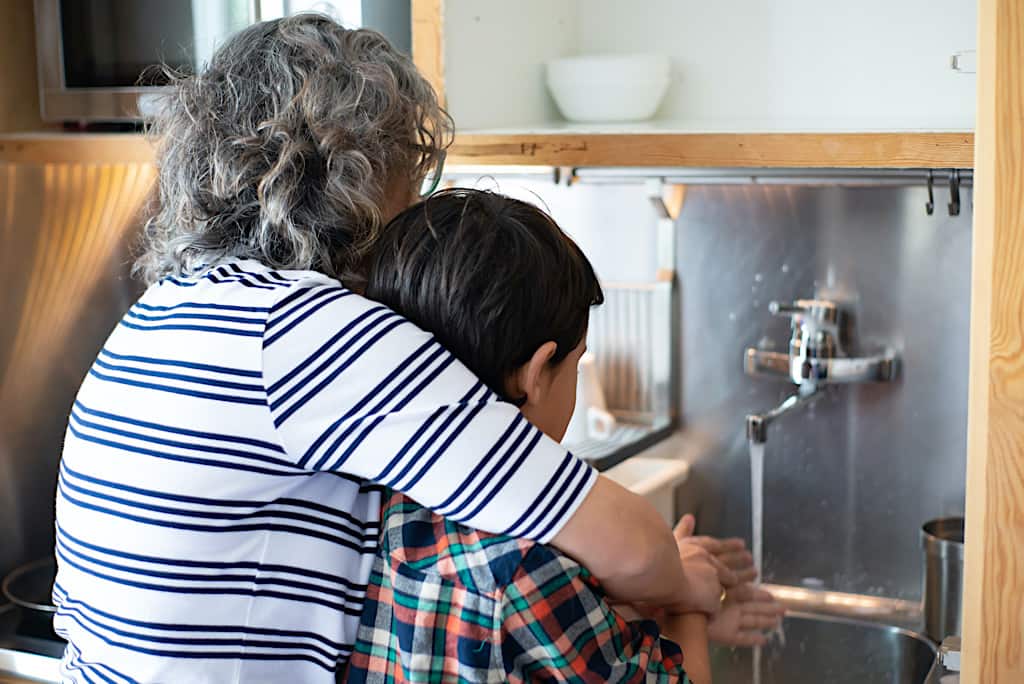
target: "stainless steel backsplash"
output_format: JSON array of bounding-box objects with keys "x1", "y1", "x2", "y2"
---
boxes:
[
  {"x1": 431, "y1": 173, "x2": 971, "y2": 602},
  {"x1": 672, "y1": 183, "x2": 971, "y2": 601},
  {"x1": 0, "y1": 160, "x2": 152, "y2": 577}
]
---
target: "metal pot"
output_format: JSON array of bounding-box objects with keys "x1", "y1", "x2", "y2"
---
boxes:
[
  {"x1": 921, "y1": 517, "x2": 964, "y2": 642},
  {"x1": 2, "y1": 557, "x2": 58, "y2": 639}
]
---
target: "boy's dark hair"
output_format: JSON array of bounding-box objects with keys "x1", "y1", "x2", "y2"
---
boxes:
[{"x1": 365, "y1": 188, "x2": 604, "y2": 402}]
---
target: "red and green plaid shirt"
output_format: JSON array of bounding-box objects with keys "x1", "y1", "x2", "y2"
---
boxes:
[{"x1": 343, "y1": 493, "x2": 689, "y2": 683}]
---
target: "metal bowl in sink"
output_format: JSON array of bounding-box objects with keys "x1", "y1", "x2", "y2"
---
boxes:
[{"x1": 711, "y1": 612, "x2": 936, "y2": 684}]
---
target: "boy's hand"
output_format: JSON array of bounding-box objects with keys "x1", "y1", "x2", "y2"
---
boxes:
[{"x1": 707, "y1": 583, "x2": 786, "y2": 647}]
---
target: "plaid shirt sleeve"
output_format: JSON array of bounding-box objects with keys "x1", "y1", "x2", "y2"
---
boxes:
[
  {"x1": 499, "y1": 544, "x2": 690, "y2": 683},
  {"x1": 344, "y1": 495, "x2": 690, "y2": 683}
]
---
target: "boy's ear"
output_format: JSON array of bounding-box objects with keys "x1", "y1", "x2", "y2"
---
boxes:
[{"x1": 511, "y1": 341, "x2": 558, "y2": 405}]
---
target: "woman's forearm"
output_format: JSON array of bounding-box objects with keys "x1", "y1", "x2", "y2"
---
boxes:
[{"x1": 550, "y1": 475, "x2": 688, "y2": 607}]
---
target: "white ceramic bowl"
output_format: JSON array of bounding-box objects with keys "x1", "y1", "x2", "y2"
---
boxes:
[{"x1": 545, "y1": 54, "x2": 670, "y2": 123}]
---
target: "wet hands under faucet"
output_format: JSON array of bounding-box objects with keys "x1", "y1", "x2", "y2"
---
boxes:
[
  {"x1": 671, "y1": 514, "x2": 735, "y2": 616},
  {"x1": 675, "y1": 539, "x2": 729, "y2": 616},
  {"x1": 705, "y1": 583, "x2": 787, "y2": 647},
  {"x1": 615, "y1": 513, "x2": 784, "y2": 645},
  {"x1": 674, "y1": 514, "x2": 756, "y2": 585},
  {"x1": 620, "y1": 527, "x2": 727, "y2": 619},
  {"x1": 674, "y1": 513, "x2": 786, "y2": 647},
  {"x1": 634, "y1": 514, "x2": 745, "y2": 617}
]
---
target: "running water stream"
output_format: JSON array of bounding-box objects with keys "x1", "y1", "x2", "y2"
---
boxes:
[
  {"x1": 749, "y1": 439, "x2": 765, "y2": 684},
  {"x1": 750, "y1": 437, "x2": 787, "y2": 683}
]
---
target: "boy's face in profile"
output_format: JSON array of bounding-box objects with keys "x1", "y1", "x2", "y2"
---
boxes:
[{"x1": 518, "y1": 336, "x2": 588, "y2": 444}]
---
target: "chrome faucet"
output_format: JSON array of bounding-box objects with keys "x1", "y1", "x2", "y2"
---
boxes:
[
  {"x1": 744, "y1": 298, "x2": 899, "y2": 444},
  {"x1": 745, "y1": 384, "x2": 821, "y2": 444}
]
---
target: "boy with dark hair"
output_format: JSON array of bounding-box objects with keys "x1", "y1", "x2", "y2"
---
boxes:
[{"x1": 345, "y1": 189, "x2": 782, "y2": 682}]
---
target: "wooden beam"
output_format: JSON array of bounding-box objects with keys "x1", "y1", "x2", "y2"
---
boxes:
[
  {"x1": 962, "y1": 0, "x2": 1024, "y2": 681},
  {"x1": 411, "y1": 0, "x2": 445, "y2": 107},
  {"x1": 449, "y1": 132, "x2": 974, "y2": 168}
]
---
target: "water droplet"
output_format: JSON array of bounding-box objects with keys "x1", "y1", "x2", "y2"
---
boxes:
[
  {"x1": 781, "y1": 263, "x2": 790, "y2": 273},
  {"x1": 754, "y1": 273, "x2": 763, "y2": 282},
  {"x1": 728, "y1": 312, "x2": 737, "y2": 321}
]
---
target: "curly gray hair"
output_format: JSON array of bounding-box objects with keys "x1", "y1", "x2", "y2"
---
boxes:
[{"x1": 136, "y1": 13, "x2": 452, "y2": 285}]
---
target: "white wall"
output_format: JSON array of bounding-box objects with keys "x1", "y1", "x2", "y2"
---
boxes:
[
  {"x1": 445, "y1": 174, "x2": 659, "y2": 282},
  {"x1": 446, "y1": 0, "x2": 976, "y2": 132}
]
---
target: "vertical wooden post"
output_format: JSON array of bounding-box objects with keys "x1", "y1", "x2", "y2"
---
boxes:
[
  {"x1": 411, "y1": 0, "x2": 445, "y2": 107},
  {"x1": 962, "y1": 0, "x2": 1024, "y2": 682}
]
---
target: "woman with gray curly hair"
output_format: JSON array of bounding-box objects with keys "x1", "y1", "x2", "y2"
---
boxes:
[{"x1": 53, "y1": 14, "x2": 699, "y2": 683}]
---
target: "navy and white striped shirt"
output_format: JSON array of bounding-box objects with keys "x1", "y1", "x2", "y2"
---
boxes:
[{"x1": 54, "y1": 260, "x2": 596, "y2": 684}]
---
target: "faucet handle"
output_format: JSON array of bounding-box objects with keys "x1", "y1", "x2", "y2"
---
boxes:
[
  {"x1": 769, "y1": 299, "x2": 839, "y2": 326},
  {"x1": 769, "y1": 301, "x2": 807, "y2": 317}
]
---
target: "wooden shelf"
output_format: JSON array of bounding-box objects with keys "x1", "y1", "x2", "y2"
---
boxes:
[
  {"x1": 0, "y1": 131, "x2": 974, "y2": 170},
  {"x1": 0, "y1": 133, "x2": 153, "y2": 164},
  {"x1": 449, "y1": 132, "x2": 975, "y2": 169}
]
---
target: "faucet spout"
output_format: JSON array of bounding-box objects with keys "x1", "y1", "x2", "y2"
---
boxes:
[{"x1": 746, "y1": 384, "x2": 822, "y2": 444}]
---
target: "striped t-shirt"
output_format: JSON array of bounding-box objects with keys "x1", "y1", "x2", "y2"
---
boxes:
[{"x1": 53, "y1": 259, "x2": 596, "y2": 684}]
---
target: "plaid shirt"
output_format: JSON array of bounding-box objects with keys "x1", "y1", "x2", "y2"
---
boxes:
[{"x1": 343, "y1": 493, "x2": 689, "y2": 683}]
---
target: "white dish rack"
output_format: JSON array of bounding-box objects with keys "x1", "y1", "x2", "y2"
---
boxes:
[{"x1": 567, "y1": 280, "x2": 674, "y2": 469}]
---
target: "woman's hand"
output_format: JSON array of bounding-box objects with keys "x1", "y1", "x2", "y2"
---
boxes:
[
  {"x1": 618, "y1": 518, "x2": 728, "y2": 617},
  {"x1": 552, "y1": 477, "x2": 702, "y2": 614},
  {"x1": 707, "y1": 583, "x2": 786, "y2": 647},
  {"x1": 674, "y1": 514, "x2": 755, "y2": 586},
  {"x1": 673, "y1": 542, "x2": 727, "y2": 616}
]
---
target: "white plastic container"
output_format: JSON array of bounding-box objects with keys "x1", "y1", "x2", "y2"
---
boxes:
[
  {"x1": 603, "y1": 457, "x2": 689, "y2": 525},
  {"x1": 563, "y1": 352, "x2": 616, "y2": 444},
  {"x1": 545, "y1": 54, "x2": 670, "y2": 123}
]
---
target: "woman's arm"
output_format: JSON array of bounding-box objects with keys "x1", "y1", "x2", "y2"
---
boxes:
[
  {"x1": 263, "y1": 286, "x2": 593, "y2": 537},
  {"x1": 262, "y1": 285, "x2": 713, "y2": 611},
  {"x1": 552, "y1": 476, "x2": 727, "y2": 614}
]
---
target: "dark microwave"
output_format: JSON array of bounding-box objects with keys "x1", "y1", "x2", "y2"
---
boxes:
[{"x1": 33, "y1": 0, "x2": 411, "y2": 123}]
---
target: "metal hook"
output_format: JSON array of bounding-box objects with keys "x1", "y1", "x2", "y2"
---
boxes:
[
  {"x1": 948, "y1": 169, "x2": 961, "y2": 217},
  {"x1": 926, "y1": 170, "x2": 935, "y2": 215}
]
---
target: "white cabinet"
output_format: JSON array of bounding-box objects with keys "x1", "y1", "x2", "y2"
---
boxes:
[{"x1": 416, "y1": 0, "x2": 976, "y2": 166}]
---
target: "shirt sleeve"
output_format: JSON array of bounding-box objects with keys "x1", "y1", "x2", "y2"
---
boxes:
[
  {"x1": 261, "y1": 281, "x2": 596, "y2": 542},
  {"x1": 499, "y1": 545, "x2": 690, "y2": 683}
]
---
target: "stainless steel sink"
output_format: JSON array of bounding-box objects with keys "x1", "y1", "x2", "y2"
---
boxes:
[{"x1": 711, "y1": 612, "x2": 937, "y2": 684}]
